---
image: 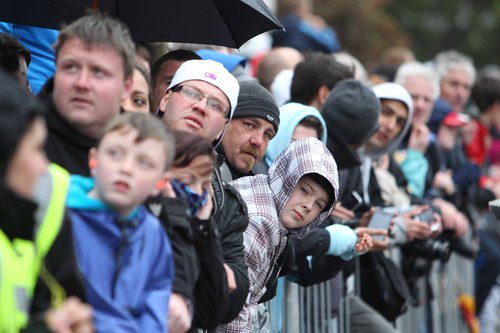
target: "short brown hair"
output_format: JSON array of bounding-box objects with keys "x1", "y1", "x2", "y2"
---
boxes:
[
  {"x1": 98, "y1": 113, "x2": 175, "y2": 170},
  {"x1": 172, "y1": 131, "x2": 216, "y2": 169},
  {"x1": 297, "y1": 116, "x2": 323, "y2": 139},
  {"x1": 54, "y1": 12, "x2": 135, "y2": 79}
]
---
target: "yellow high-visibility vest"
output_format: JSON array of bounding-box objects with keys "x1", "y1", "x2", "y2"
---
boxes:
[{"x1": 0, "y1": 164, "x2": 69, "y2": 332}]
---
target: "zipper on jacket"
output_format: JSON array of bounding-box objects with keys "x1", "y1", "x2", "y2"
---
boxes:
[
  {"x1": 261, "y1": 229, "x2": 288, "y2": 292},
  {"x1": 111, "y1": 218, "x2": 131, "y2": 299}
]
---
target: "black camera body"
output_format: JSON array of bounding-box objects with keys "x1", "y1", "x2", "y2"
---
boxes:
[
  {"x1": 403, "y1": 238, "x2": 451, "y2": 262},
  {"x1": 402, "y1": 229, "x2": 477, "y2": 262}
]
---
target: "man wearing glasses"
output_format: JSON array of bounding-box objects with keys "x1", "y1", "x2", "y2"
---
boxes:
[
  {"x1": 159, "y1": 59, "x2": 238, "y2": 143},
  {"x1": 157, "y1": 60, "x2": 251, "y2": 333}
]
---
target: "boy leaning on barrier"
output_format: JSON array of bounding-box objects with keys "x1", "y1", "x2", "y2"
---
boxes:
[{"x1": 218, "y1": 138, "x2": 371, "y2": 332}]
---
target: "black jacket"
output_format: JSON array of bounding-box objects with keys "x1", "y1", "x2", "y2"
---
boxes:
[
  {"x1": 149, "y1": 169, "x2": 250, "y2": 330},
  {"x1": 39, "y1": 79, "x2": 96, "y2": 176},
  {"x1": 326, "y1": 126, "x2": 361, "y2": 171},
  {"x1": 147, "y1": 197, "x2": 200, "y2": 305},
  {"x1": 290, "y1": 222, "x2": 349, "y2": 287},
  {"x1": 197, "y1": 169, "x2": 249, "y2": 328},
  {"x1": 0, "y1": 183, "x2": 38, "y2": 242}
]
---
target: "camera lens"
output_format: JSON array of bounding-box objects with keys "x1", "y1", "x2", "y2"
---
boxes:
[{"x1": 403, "y1": 239, "x2": 451, "y2": 261}]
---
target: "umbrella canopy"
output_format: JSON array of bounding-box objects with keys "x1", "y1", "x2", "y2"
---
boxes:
[{"x1": 1, "y1": 0, "x2": 283, "y2": 48}]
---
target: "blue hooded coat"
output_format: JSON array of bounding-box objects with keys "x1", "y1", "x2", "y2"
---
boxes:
[
  {"x1": 66, "y1": 176, "x2": 174, "y2": 332},
  {"x1": 265, "y1": 102, "x2": 327, "y2": 166}
]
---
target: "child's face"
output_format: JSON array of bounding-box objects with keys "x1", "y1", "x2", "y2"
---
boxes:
[
  {"x1": 169, "y1": 155, "x2": 214, "y2": 196},
  {"x1": 281, "y1": 176, "x2": 330, "y2": 229},
  {"x1": 89, "y1": 127, "x2": 167, "y2": 216},
  {"x1": 291, "y1": 124, "x2": 319, "y2": 142}
]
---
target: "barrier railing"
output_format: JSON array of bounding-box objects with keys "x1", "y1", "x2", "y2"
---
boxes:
[{"x1": 266, "y1": 251, "x2": 475, "y2": 333}]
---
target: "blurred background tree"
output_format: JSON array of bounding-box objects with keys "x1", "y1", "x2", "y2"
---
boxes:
[{"x1": 313, "y1": 0, "x2": 499, "y2": 69}]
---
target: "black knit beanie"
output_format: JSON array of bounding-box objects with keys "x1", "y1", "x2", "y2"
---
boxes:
[
  {"x1": 232, "y1": 81, "x2": 280, "y2": 132},
  {"x1": 321, "y1": 79, "x2": 381, "y2": 146}
]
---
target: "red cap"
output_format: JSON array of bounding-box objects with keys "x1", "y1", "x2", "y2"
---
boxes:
[{"x1": 442, "y1": 112, "x2": 470, "y2": 127}]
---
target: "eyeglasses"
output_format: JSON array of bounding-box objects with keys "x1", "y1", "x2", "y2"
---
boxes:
[{"x1": 172, "y1": 85, "x2": 229, "y2": 117}]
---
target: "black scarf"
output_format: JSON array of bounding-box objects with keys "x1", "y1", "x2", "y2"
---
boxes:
[{"x1": 0, "y1": 182, "x2": 38, "y2": 241}]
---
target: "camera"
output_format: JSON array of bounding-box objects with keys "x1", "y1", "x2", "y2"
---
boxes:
[
  {"x1": 402, "y1": 239, "x2": 451, "y2": 262},
  {"x1": 440, "y1": 230, "x2": 477, "y2": 259},
  {"x1": 403, "y1": 229, "x2": 477, "y2": 262}
]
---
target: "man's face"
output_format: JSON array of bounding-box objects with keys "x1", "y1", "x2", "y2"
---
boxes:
[
  {"x1": 152, "y1": 60, "x2": 183, "y2": 112},
  {"x1": 89, "y1": 127, "x2": 167, "y2": 217},
  {"x1": 402, "y1": 76, "x2": 435, "y2": 125},
  {"x1": 281, "y1": 176, "x2": 329, "y2": 229},
  {"x1": 221, "y1": 117, "x2": 275, "y2": 173},
  {"x1": 366, "y1": 99, "x2": 408, "y2": 150},
  {"x1": 53, "y1": 38, "x2": 132, "y2": 139},
  {"x1": 160, "y1": 80, "x2": 230, "y2": 142},
  {"x1": 440, "y1": 68, "x2": 473, "y2": 113}
]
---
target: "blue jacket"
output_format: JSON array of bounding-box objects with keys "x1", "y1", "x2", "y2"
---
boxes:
[
  {"x1": 272, "y1": 14, "x2": 341, "y2": 53},
  {"x1": 265, "y1": 102, "x2": 327, "y2": 166},
  {"x1": 66, "y1": 176, "x2": 174, "y2": 332}
]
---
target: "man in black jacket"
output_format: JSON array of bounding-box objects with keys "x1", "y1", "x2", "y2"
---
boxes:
[
  {"x1": 30, "y1": 10, "x2": 136, "y2": 325},
  {"x1": 157, "y1": 59, "x2": 249, "y2": 332},
  {"x1": 42, "y1": 13, "x2": 135, "y2": 176}
]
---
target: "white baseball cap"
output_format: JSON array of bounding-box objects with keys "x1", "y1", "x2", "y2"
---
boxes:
[{"x1": 167, "y1": 59, "x2": 240, "y2": 119}]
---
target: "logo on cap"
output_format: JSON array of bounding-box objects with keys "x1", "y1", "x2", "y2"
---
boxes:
[
  {"x1": 266, "y1": 114, "x2": 274, "y2": 122},
  {"x1": 205, "y1": 72, "x2": 217, "y2": 80}
]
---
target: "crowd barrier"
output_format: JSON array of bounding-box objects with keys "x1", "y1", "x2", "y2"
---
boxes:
[{"x1": 266, "y1": 250, "x2": 475, "y2": 333}]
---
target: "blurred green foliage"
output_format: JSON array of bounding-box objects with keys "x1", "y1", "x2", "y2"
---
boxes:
[{"x1": 314, "y1": 0, "x2": 499, "y2": 69}]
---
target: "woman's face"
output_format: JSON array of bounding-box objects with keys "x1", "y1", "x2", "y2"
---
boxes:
[
  {"x1": 169, "y1": 155, "x2": 214, "y2": 195},
  {"x1": 5, "y1": 117, "x2": 49, "y2": 199},
  {"x1": 121, "y1": 68, "x2": 150, "y2": 113}
]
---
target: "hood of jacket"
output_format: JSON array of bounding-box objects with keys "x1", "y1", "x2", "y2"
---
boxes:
[
  {"x1": 66, "y1": 175, "x2": 139, "y2": 221},
  {"x1": 264, "y1": 102, "x2": 327, "y2": 166},
  {"x1": 361, "y1": 83, "x2": 414, "y2": 159},
  {"x1": 231, "y1": 137, "x2": 338, "y2": 239}
]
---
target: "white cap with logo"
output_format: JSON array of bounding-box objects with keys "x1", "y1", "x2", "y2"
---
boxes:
[{"x1": 167, "y1": 59, "x2": 240, "y2": 119}]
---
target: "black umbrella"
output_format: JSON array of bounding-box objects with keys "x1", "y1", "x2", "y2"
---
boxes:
[{"x1": 1, "y1": 0, "x2": 283, "y2": 48}]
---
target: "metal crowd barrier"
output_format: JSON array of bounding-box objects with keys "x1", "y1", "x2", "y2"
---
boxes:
[{"x1": 266, "y1": 250, "x2": 475, "y2": 333}]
